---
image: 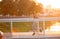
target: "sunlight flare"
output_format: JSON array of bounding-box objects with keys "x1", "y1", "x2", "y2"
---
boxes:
[
  {"x1": 0, "y1": 0, "x2": 2, "y2": 2},
  {"x1": 35, "y1": 0, "x2": 60, "y2": 8},
  {"x1": 45, "y1": 22, "x2": 60, "y2": 32}
]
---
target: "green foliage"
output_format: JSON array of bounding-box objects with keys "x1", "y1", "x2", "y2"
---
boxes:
[
  {"x1": 0, "y1": 22, "x2": 10, "y2": 32},
  {"x1": 13, "y1": 22, "x2": 33, "y2": 32},
  {"x1": 0, "y1": 22, "x2": 43, "y2": 32}
]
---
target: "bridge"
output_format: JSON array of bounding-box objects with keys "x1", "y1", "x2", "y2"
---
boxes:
[{"x1": 0, "y1": 16, "x2": 60, "y2": 39}]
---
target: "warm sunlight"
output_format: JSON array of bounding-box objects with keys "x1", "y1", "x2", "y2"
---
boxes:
[
  {"x1": 45, "y1": 22, "x2": 60, "y2": 32},
  {"x1": 35, "y1": 0, "x2": 49, "y2": 8},
  {"x1": 35, "y1": 0, "x2": 60, "y2": 8},
  {"x1": 50, "y1": 0, "x2": 60, "y2": 8},
  {"x1": 0, "y1": 0, "x2": 2, "y2": 2},
  {"x1": 50, "y1": 22, "x2": 60, "y2": 31}
]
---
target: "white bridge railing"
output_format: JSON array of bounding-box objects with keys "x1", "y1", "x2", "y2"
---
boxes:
[
  {"x1": 0, "y1": 17, "x2": 60, "y2": 22},
  {"x1": 0, "y1": 17, "x2": 60, "y2": 38}
]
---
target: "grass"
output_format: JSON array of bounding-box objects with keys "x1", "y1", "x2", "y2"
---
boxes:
[{"x1": 0, "y1": 21, "x2": 53, "y2": 32}]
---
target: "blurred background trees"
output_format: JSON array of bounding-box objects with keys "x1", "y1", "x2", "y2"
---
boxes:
[{"x1": 0, "y1": 0, "x2": 43, "y2": 16}]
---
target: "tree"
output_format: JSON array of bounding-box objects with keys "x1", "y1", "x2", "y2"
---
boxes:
[
  {"x1": 35, "y1": 3, "x2": 43, "y2": 13},
  {"x1": 16, "y1": 0, "x2": 43, "y2": 16},
  {"x1": 0, "y1": 0, "x2": 16, "y2": 16},
  {"x1": 0, "y1": 0, "x2": 43, "y2": 16}
]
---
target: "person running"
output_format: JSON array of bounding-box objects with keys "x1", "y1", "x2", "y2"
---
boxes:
[{"x1": 32, "y1": 13, "x2": 40, "y2": 36}]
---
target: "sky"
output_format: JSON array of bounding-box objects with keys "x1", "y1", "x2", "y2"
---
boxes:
[
  {"x1": 0, "y1": 0, "x2": 60, "y2": 8},
  {"x1": 35, "y1": 0, "x2": 60, "y2": 8}
]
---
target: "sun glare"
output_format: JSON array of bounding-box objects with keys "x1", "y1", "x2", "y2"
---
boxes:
[
  {"x1": 35, "y1": 0, "x2": 49, "y2": 8},
  {"x1": 50, "y1": 22, "x2": 60, "y2": 31},
  {"x1": 36, "y1": 0, "x2": 42, "y2": 3},
  {"x1": 35, "y1": 0, "x2": 60, "y2": 8},
  {"x1": 45, "y1": 22, "x2": 60, "y2": 32},
  {"x1": 0, "y1": 0, "x2": 2, "y2": 2}
]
